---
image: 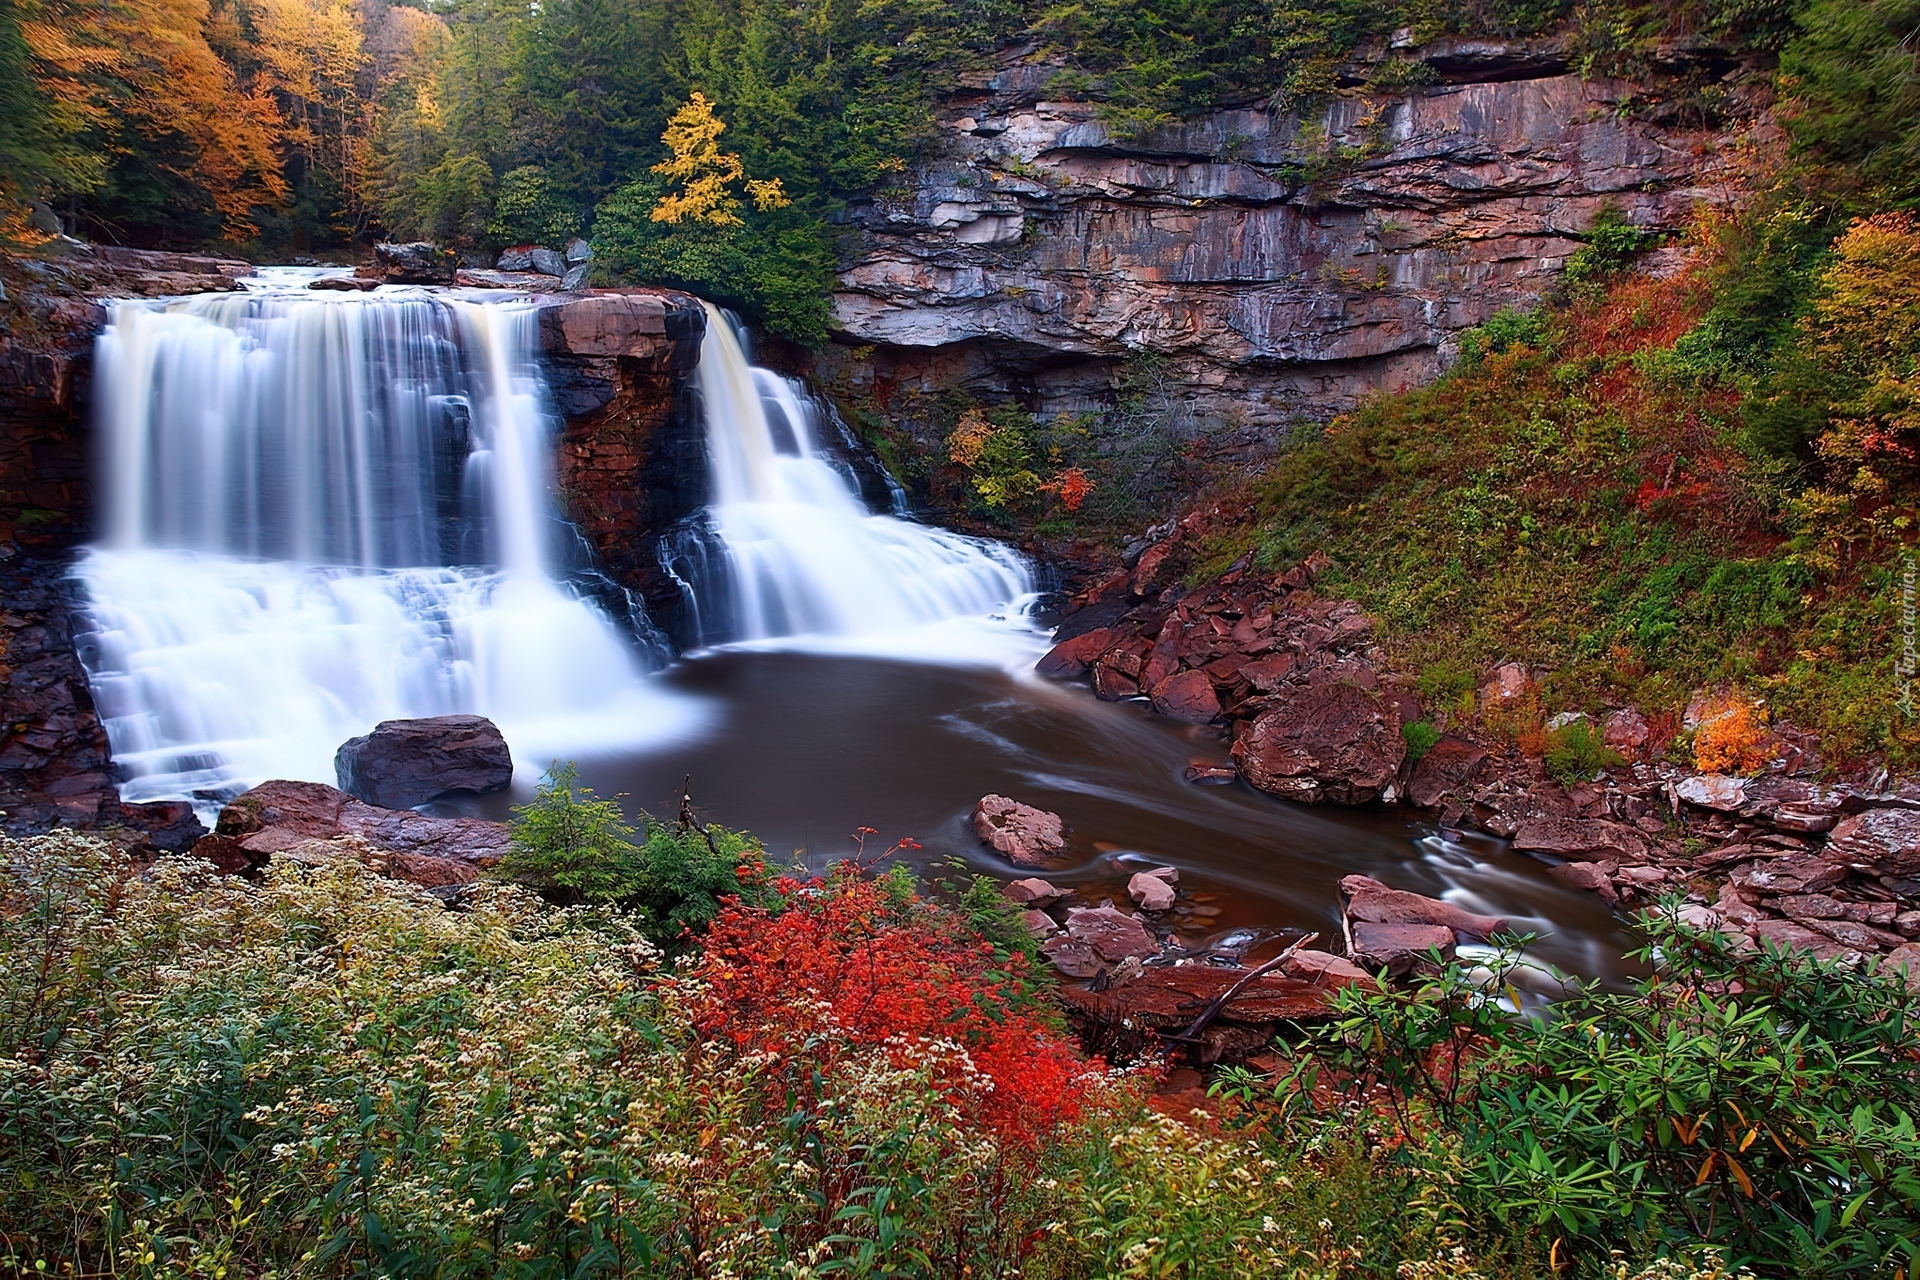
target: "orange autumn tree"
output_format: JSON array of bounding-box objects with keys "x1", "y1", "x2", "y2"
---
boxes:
[
  {"x1": 21, "y1": 0, "x2": 286, "y2": 235},
  {"x1": 649, "y1": 92, "x2": 789, "y2": 228}
]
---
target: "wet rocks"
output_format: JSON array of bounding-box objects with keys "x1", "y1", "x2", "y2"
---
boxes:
[
  {"x1": 1234, "y1": 683, "x2": 1406, "y2": 806},
  {"x1": 1339, "y1": 874, "x2": 1507, "y2": 942},
  {"x1": 972, "y1": 794, "x2": 1066, "y2": 864},
  {"x1": 1149, "y1": 670, "x2": 1221, "y2": 723},
  {"x1": 373, "y1": 241, "x2": 457, "y2": 285},
  {"x1": 1350, "y1": 922, "x2": 1458, "y2": 976},
  {"x1": 334, "y1": 714, "x2": 513, "y2": 811},
  {"x1": 1058, "y1": 904, "x2": 1158, "y2": 964},
  {"x1": 1127, "y1": 866, "x2": 1178, "y2": 912},
  {"x1": 1055, "y1": 963, "x2": 1335, "y2": 1063},
  {"x1": 1280, "y1": 948, "x2": 1371, "y2": 986},
  {"x1": 1004, "y1": 876, "x2": 1067, "y2": 904}
]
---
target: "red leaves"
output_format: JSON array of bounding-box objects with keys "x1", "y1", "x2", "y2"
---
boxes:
[{"x1": 688, "y1": 870, "x2": 1108, "y2": 1148}]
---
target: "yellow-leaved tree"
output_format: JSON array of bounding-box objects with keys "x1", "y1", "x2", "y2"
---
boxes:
[{"x1": 649, "y1": 92, "x2": 788, "y2": 227}]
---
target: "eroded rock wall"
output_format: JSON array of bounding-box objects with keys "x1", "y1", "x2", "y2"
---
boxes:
[{"x1": 827, "y1": 37, "x2": 1770, "y2": 428}]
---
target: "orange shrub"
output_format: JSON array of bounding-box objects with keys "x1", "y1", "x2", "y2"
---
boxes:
[{"x1": 1692, "y1": 692, "x2": 1771, "y2": 775}]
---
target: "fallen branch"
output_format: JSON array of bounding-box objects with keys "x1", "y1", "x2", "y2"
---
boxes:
[{"x1": 1162, "y1": 932, "x2": 1319, "y2": 1045}]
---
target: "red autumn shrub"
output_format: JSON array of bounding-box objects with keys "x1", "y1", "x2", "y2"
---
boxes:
[{"x1": 688, "y1": 868, "x2": 1109, "y2": 1147}]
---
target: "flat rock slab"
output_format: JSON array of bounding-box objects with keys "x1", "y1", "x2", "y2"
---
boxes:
[
  {"x1": 1340, "y1": 874, "x2": 1507, "y2": 940},
  {"x1": 1350, "y1": 921, "x2": 1457, "y2": 976},
  {"x1": 972, "y1": 794, "x2": 1066, "y2": 865},
  {"x1": 1057, "y1": 964, "x2": 1335, "y2": 1064},
  {"x1": 1828, "y1": 808, "x2": 1920, "y2": 878},
  {"x1": 334, "y1": 714, "x2": 513, "y2": 811},
  {"x1": 1232, "y1": 683, "x2": 1405, "y2": 805},
  {"x1": 200, "y1": 779, "x2": 508, "y2": 883}
]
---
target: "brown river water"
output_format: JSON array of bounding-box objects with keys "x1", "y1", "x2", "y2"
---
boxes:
[{"x1": 456, "y1": 645, "x2": 1641, "y2": 991}]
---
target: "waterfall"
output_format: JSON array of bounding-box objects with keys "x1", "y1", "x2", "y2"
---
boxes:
[
  {"x1": 76, "y1": 274, "x2": 703, "y2": 817},
  {"x1": 676, "y1": 305, "x2": 1033, "y2": 649}
]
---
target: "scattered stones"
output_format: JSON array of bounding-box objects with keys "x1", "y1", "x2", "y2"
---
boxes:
[
  {"x1": 334, "y1": 715, "x2": 513, "y2": 811},
  {"x1": 971, "y1": 794, "x2": 1066, "y2": 865}
]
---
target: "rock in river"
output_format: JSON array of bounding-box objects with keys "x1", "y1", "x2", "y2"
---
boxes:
[
  {"x1": 335, "y1": 714, "x2": 513, "y2": 811},
  {"x1": 972, "y1": 794, "x2": 1066, "y2": 865}
]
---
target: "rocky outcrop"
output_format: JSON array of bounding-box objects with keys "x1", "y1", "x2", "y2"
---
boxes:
[
  {"x1": 1056, "y1": 962, "x2": 1335, "y2": 1063},
  {"x1": 195, "y1": 779, "x2": 508, "y2": 885},
  {"x1": 824, "y1": 37, "x2": 1767, "y2": 428},
  {"x1": 371, "y1": 241, "x2": 457, "y2": 285},
  {"x1": 334, "y1": 715, "x2": 513, "y2": 810},
  {"x1": 535, "y1": 289, "x2": 710, "y2": 644}
]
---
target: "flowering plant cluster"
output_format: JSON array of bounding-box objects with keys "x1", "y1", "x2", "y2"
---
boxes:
[{"x1": 689, "y1": 865, "x2": 1110, "y2": 1146}]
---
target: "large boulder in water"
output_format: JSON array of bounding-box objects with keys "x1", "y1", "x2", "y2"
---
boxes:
[
  {"x1": 334, "y1": 715, "x2": 512, "y2": 810},
  {"x1": 373, "y1": 241, "x2": 457, "y2": 284}
]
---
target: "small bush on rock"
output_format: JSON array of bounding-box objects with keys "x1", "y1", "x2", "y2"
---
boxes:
[{"x1": 1545, "y1": 718, "x2": 1623, "y2": 784}]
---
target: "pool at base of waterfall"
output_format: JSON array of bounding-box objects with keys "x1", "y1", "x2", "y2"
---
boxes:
[{"x1": 434, "y1": 643, "x2": 1642, "y2": 994}]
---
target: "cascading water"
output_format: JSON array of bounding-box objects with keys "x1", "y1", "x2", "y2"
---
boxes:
[
  {"x1": 672, "y1": 304, "x2": 1034, "y2": 652},
  {"x1": 76, "y1": 272, "x2": 702, "y2": 818}
]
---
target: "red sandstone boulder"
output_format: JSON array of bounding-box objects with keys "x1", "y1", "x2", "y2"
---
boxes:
[
  {"x1": 1035, "y1": 627, "x2": 1114, "y2": 679},
  {"x1": 1127, "y1": 867, "x2": 1178, "y2": 912},
  {"x1": 1350, "y1": 921, "x2": 1456, "y2": 976},
  {"x1": 1547, "y1": 860, "x2": 1618, "y2": 906},
  {"x1": 1232, "y1": 683, "x2": 1406, "y2": 805},
  {"x1": 1004, "y1": 876, "x2": 1067, "y2": 904},
  {"x1": 1280, "y1": 949, "x2": 1371, "y2": 987},
  {"x1": 1340, "y1": 874, "x2": 1508, "y2": 942},
  {"x1": 1405, "y1": 735, "x2": 1488, "y2": 808},
  {"x1": 1149, "y1": 669, "x2": 1221, "y2": 723},
  {"x1": 1062, "y1": 904, "x2": 1159, "y2": 963},
  {"x1": 971, "y1": 794, "x2": 1067, "y2": 865},
  {"x1": 1040, "y1": 934, "x2": 1103, "y2": 977}
]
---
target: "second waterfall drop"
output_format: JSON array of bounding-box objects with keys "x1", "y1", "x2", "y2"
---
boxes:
[{"x1": 686, "y1": 304, "x2": 1033, "y2": 646}]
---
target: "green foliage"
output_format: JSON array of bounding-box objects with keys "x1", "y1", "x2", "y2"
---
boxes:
[
  {"x1": 591, "y1": 175, "x2": 834, "y2": 343},
  {"x1": 1781, "y1": 0, "x2": 1920, "y2": 200},
  {"x1": 486, "y1": 165, "x2": 580, "y2": 247},
  {"x1": 1418, "y1": 659, "x2": 1477, "y2": 705},
  {"x1": 1564, "y1": 206, "x2": 1658, "y2": 295},
  {"x1": 1249, "y1": 908, "x2": 1920, "y2": 1273},
  {"x1": 1459, "y1": 307, "x2": 1548, "y2": 364},
  {"x1": 495, "y1": 762, "x2": 777, "y2": 946},
  {"x1": 386, "y1": 150, "x2": 493, "y2": 245},
  {"x1": 1544, "y1": 717, "x2": 1623, "y2": 784},
  {"x1": 1403, "y1": 718, "x2": 1443, "y2": 762},
  {"x1": 0, "y1": 829, "x2": 1574, "y2": 1278}
]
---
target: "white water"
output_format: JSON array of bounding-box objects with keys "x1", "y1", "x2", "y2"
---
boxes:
[
  {"x1": 77, "y1": 272, "x2": 704, "y2": 817},
  {"x1": 687, "y1": 305, "x2": 1036, "y2": 662}
]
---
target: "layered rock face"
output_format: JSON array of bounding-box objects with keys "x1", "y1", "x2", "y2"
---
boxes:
[
  {"x1": 827, "y1": 38, "x2": 1764, "y2": 427},
  {"x1": 537, "y1": 290, "x2": 710, "y2": 643}
]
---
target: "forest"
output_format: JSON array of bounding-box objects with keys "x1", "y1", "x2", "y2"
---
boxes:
[{"x1": 6, "y1": 0, "x2": 1911, "y2": 339}]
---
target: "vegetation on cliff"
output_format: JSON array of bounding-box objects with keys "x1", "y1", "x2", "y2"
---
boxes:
[{"x1": 2, "y1": 0, "x2": 1909, "y2": 338}]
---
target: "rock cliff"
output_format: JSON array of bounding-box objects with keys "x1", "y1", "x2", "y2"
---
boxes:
[{"x1": 827, "y1": 37, "x2": 1769, "y2": 427}]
